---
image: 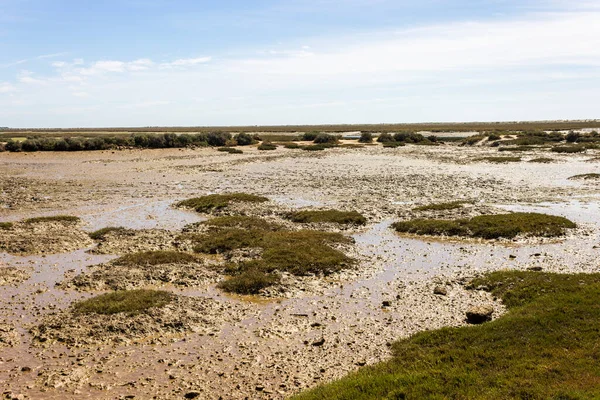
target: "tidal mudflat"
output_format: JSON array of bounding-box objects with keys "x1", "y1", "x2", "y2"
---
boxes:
[{"x1": 1, "y1": 138, "x2": 599, "y2": 399}]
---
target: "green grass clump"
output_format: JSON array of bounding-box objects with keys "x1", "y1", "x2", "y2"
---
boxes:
[
  {"x1": 392, "y1": 212, "x2": 575, "y2": 239},
  {"x1": 24, "y1": 215, "x2": 80, "y2": 224},
  {"x1": 475, "y1": 156, "x2": 521, "y2": 163},
  {"x1": 382, "y1": 141, "x2": 405, "y2": 148},
  {"x1": 89, "y1": 226, "x2": 132, "y2": 240},
  {"x1": 258, "y1": 142, "x2": 277, "y2": 150},
  {"x1": 551, "y1": 145, "x2": 585, "y2": 153},
  {"x1": 284, "y1": 143, "x2": 300, "y2": 149},
  {"x1": 203, "y1": 215, "x2": 282, "y2": 231},
  {"x1": 569, "y1": 173, "x2": 600, "y2": 180},
  {"x1": 217, "y1": 270, "x2": 280, "y2": 295},
  {"x1": 193, "y1": 228, "x2": 264, "y2": 254},
  {"x1": 0, "y1": 222, "x2": 13, "y2": 230},
  {"x1": 73, "y1": 289, "x2": 173, "y2": 315},
  {"x1": 217, "y1": 147, "x2": 243, "y2": 154},
  {"x1": 294, "y1": 271, "x2": 600, "y2": 400},
  {"x1": 528, "y1": 157, "x2": 555, "y2": 163},
  {"x1": 176, "y1": 193, "x2": 269, "y2": 213},
  {"x1": 113, "y1": 251, "x2": 198, "y2": 266},
  {"x1": 286, "y1": 210, "x2": 367, "y2": 225},
  {"x1": 413, "y1": 201, "x2": 467, "y2": 211}
]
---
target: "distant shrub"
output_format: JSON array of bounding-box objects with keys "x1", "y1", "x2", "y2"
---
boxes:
[
  {"x1": 218, "y1": 147, "x2": 243, "y2": 154},
  {"x1": 382, "y1": 142, "x2": 406, "y2": 148},
  {"x1": 25, "y1": 215, "x2": 80, "y2": 224},
  {"x1": 5, "y1": 140, "x2": 22, "y2": 152},
  {"x1": 358, "y1": 132, "x2": 373, "y2": 143},
  {"x1": 258, "y1": 142, "x2": 277, "y2": 150},
  {"x1": 551, "y1": 145, "x2": 585, "y2": 154},
  {"x1": 487, "y1": 134, "x2": 501, "y2": 141},
  {"x1": 377, "y1": 133, "x2": 394, "y2": 143},
  {"x1": 89, "y1": 227, "x2": 133, "y2": 240},
  {"x1": 313, "y1": 133, "x2": 338, "y2": 144},
  {"x1": 565, "y1": 131, "x2": 580, "y2": 143},
  {"x1": 284, "y1": 143, "x2": 300, "y2": 149},
  {"x1": 302, "y1": 131, "x2": 320, "y2": 141},
  {"x1": 206, "y1": 132, "x2": 231, "y2": 147},
  {"x1": 234, "y1": 133, "x2": 254, "y2": 146}
]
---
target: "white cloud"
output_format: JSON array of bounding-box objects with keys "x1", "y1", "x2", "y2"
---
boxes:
[
  {"x1": 160, "y1": 56, "x2": 212, "y2": 68},
  {"x1": 0, "y1": 82, "x2": 16, "y2": 93},
  {"x1": 17, "y1": 70, "x2": 46, "y2": 85}
]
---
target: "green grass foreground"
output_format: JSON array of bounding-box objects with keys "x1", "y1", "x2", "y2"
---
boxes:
[
  {"x1": 294, "y1": 271, "x2": 600, "y2": 400},
  {"x1": 176, "y1": 193, "x2": 269, "y2": 213},
  {"x1": 73, "y1": 289, "x2": 173, "y2": 315},
  {"x1": 392, "y1": 212, "x2": 576, "y2": 239}
]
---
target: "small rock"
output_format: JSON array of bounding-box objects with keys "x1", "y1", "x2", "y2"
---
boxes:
[
  {"x1": 20, "y1": 367, "x2": 31, "y2": 372},
  {"x1": 184, "y1": 392, "x2": 201, "y2": 399},
  {"x1": 312, "y1": 338, "x2": 325, "y2": 346},
  {"x1": 381, "y1": 300, "x2": 392, "y2": 307},
  {"x1": 433, "y1": 286, "x2": 447, "y2": 296},
  {"x1": 509, "y1": 254, "x2": 517, "y2": 259},
  {"x1": 466, "y1": 305, "x2": 494, "y2": 324}
]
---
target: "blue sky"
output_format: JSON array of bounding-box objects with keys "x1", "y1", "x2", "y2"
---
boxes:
[{"x1": 1, "y1": 0, "x2": 599, "y2": 127}]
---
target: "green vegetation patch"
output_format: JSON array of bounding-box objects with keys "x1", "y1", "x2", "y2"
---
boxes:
[
  {"x1": 176, "y1": 193, "x2": 269, "y2": 213},
  {"x1": 413, "y1": 201, "x2": 467, "y2": 212},
  {"x1": 0, "y1": 222, "x2": 13, "y2": 230},
  {"x1": 284, "y1": 143, "x2": 300, "y2": 149},
  {"x1": 113, "y1": 251, "x2": 198, "y2": 266},
  {"x1": 217, "y1": 147, "x2": 243, "y2": 154},
  {"x1": 203, "y1": 215, "x2": 282, "y2": 231},
  {"x1": 528, "y1": 157, "x2": 555, "y2": 163},
  {"x1": 551, "y1": 145, "x2": 586, "y2": 153},
  {"x1": 89, "y1": 226, "x2": 133, "y2": 240},
  {"x1": 382, "y1": 141, "x2": 406, "y2": 148},
  {"x1": 217, "y1": 270, "x2": 281, "y2": 295},
  {"x1": 392, "y1": 212, "x2": 576, "y2": 239},
  {"x1": 73, "y1": 289, "x2": 173, "y2": 316},
  {"x1": 24, "y1": 215, "x2": 80, "y2": 224},
  {"x1": 294, "y1": 271, "x2": 600, "y2": 400},
  {"x1": 286, "y1": 210, "x2": 367, "y2": 225},
  {"x1": 569, "y1": 173, "x2": 600, "y2": 180},
  {"x1": 475, "y1": 156, "x2": 521, "y2": 163},
  {"x1": 257, "y1": 142, "x2": 277, "y2": 150}
]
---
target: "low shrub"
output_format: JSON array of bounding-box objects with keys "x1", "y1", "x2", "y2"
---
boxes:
[
  {"x1": 217, "y1": 270, "x2": 280, "y2": 295},
  {"x1": 0, "y1": 222, "x2": 13, "y2": 230},
  {"x1": 382, "y1": 142, "x2": 406, "y2": 148},
  {"x1": 392, "y1": 212, "x2": 576, "y2": 239},
  {"x1": 313, "y1": 133, "x2": 338, "y2": 144},
  {"x1": 24, "y1": 215, "x2": 80, "y2": 224},
  {"x1": 475, "y1": 156, "x2": 521, "y2": 163},
  {"x1": 217, "y1": 147, "x2": 243, "y2": 154},
  {"x1": 413, "y1": 201, "x2": 467, "y2": 211},
  {"x1": 258, "y1": 142, "x2": 277, "y2": 150},
  {"x1": 113, "y1": 251, "x2": 198, "y2": 266},
  {"x1": 376, "y1": 133, "x2": 394, "y2": 143},
  {"x1": 73, "y1": 289, "x2": 173, "y2": 315},
  {"x1": 551, "y1": 145, "x2": 585, "y2": 153},
  {"x1": 358, "y1": 132, "x2": 373, "y2": 143},
  {"x1": 176, "y1": 193, "x2": 269, "y2": 213},
  {"x1": 284, "y1": 143, "x2": 300, "y2": 149},
  {"x1": 302, "y1": 131, "x2": 320, "y2": 141},
  {"x1": 286, "y1": 210, "x2": 367, "y2": 225},
  {"x1": 528, "y1": 157, "x2": 555, "y2": 163},
  {"x1": 234, "y1": 132, "x2": 254, "y2": 146},
  {"x1": 89, "y1": 226, "x2": 133, "y2": 240}
]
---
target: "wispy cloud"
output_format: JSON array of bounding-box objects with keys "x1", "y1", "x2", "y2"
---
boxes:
[{"x1": 159, "y1": 56, "x2": 212, "y2": 69}]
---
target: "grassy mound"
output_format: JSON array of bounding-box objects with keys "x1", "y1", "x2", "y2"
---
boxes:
[
  {"x1": 413, "y1": 201, "x2": 467, "y2": 212},
  {"x1": 113, "y1": 251, "x2": 198, "y2": 266},
  {"x1": 475, "y1": 156, "x2": 521, "y2": 163},
  {"x1": 89, "y1": 226, "x2": 133, "y2": 240},
  {"x1": 258, "y1": 142, "x2": 277, "y2": 150},
  {"x1": 73, "y1": 289, "x2": 173, "y2": 316},
  {"x1": 0, "y1": 222, "x2": 13, "y2": 230},
  {"x1": 392, "y1": 212, "x2": 576, "y2": 239},
  {"x1": 190, "y1": 219, "x2": 354, "y2": 294},
  {"x1": 528, "y1": 157, "x2": 555, "y2": 163},
  {"x1": 569, "y1": 173, "x2": 600, "y2": 180},
  {"x1": 176, "y1": 193, "x2": 269, "y2": 213},
  {"x1": 551, "y1": 145, "x2": 585, "y2": 153},
  {"x1": 24, "y1": 215, "x2": 80, "y2": 224},
  {"x1": 217, "y1": 147, "x2": 243, "y2": 154},
  {"x1": 218, "y1": 270, "x2": 281, "y2": 295},
  {"x1": 294, "y1": 271, "x2": 600, "y2": 400},
  {"x1": 286, "y1": 210, "x2": 367, "y2": 225},
  {"x1": 203, "y1": 215, "x2": 282, "y2": 231}
]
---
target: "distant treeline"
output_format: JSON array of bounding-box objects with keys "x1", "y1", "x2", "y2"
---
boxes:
[
  {"x1": 2, "y1": 120, "x2": 600, "y2": 136},
  {"x1": 0, "y1": 132, "x2": 256, "y2": 152}
]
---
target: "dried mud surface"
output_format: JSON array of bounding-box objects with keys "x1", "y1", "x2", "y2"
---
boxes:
[{"x1": 0, "y1": 143, "x2": 599, "y2": 399}]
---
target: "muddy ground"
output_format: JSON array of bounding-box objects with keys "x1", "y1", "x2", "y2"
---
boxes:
[{"x1": 1, "y1": 142, "x2": 599, "y2": 399}]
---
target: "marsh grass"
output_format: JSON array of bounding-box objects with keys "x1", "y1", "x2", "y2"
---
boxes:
[
  {"x1": 294, "y1": 271, "x2": 600, "y2": 400},
  {"x1": 413, "y1": 201, "x2": 467, "y2": 211},
  {"x1": 392, "y1": 212, "x2": 575, "y2": 239},
  {"x1": 89, "y1": 226, "x2": 133, "y2": 240},
  {"x1": 475, "y1": 156, "x2": 521, "y2": 163},
  {"x1": 569, "y1": 173, "x2": 600, "y2": 180},
  {"x1": 286, "y1": 210, "x2": 367, "y2": 225},
  {"x1": 528, "y1": 157, "x2": 555, "y2": 163},
  {"x1": 551, "y1": 145, "x2": 586, "y2": 153},
  {"x1": 24, "y1": 215, "x2": 80, "y2": 224},
  {"x1": 113, "y1": 251, "x2": 198, "y2": 266},
  {"x1": 176, "y1": 193, "x2": 269, "y2": 213},
  {"x1": 258, "y1": 142, "x2": 277, "y2": 150},
  {"x1": 73, "y1": 289, "x2": 173, "y2": 316},
  {"x1": 0, "y1": 222, "x2": 13, "y2": 230},
  {"x1": 284, "y1": 143, "x2": 300, "y2": 149},
  {"x1": 217, "y1": 147, "x2": 243, "y2": 154},
  {"x1": 497, "y1": 145, "x2": 539, "y2": 152},
  {"x1": 382, "y1": 142, "x2": 406, "y2": 148},
  {"x1": 217, "y1": 270, "x2": 281, "y2": 295},
  {"x1": 203, "y1": 215, "x2": 282, "y2": 231}
]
